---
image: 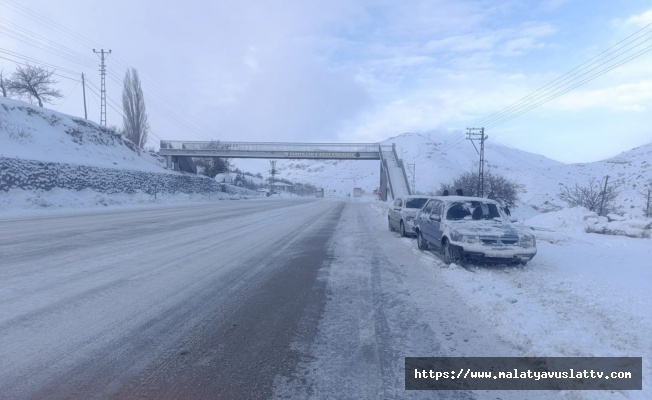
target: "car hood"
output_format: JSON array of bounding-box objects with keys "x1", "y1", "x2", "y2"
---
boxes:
[{"x1": 445, "y1": 219, "x2": 527, "y2": 237}]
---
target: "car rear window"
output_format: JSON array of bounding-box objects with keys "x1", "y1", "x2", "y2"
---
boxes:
[
  {"x1": 445, "y1": 201, "x2": 502, "y2": 220},
  {"x1": 405, "y1": 198, "x2": 428, "y2": 209}
]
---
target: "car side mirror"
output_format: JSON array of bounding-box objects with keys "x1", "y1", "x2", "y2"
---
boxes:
[{"x1": 429, "y1": 214, "x2": 441, "y2": 221}]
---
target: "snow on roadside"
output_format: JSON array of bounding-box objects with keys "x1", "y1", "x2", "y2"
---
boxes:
[
  {"x1": 375, "y1": 201, "x2": 650, "y2": 399},
  {"x1": 526, "y1": 206, "x2": 652, "y2": 238},
  {"x1": 0, "y1": 187, "x2": 270, "y2": 219}
]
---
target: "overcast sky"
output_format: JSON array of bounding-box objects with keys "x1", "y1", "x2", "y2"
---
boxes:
[{"x1": 1, "y1": 0, "x2": 651, "y2": 163}]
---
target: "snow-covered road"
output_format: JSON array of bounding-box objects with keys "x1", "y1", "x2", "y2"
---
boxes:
[
  {"x1": 1, "y1": 199, "x2": 342, "y2": 399},
  {"x1": 0, "y1": 199, "x2": 647, "y2": 399}
]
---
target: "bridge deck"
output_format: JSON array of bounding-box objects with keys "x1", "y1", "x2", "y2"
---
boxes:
[{"x1": 159, "y1": 141, "x2": 381, "y2": 159}]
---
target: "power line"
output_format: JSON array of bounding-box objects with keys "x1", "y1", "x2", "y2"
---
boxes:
[
  {"x1": 485, "y1": 42, "x2": 652, "y2": 129},
  {"x1": 2, "y1": 3, "x2": 211, "y2": 140},
  {"x1": 472, "y1": 22, "x2": 652, "y2": 129},
  {"x1": 1, "y1": 1, "x2": 219, "y2": 142},
  {"x1": 0, "y1": 20, "x2": 96, "y2": 69},
  {"x1": 0, "y1": 54, "x2": 80, "y2": 81},
  {"x1": 0, "y1": 1, "x2": 101, "y2": 53},
  {"x1": 56, "y1": 79, "x2": 80, "y2": 111},
  {"x1": 85, "y1": 79, "x2": 162, "y2": 144},
  {"x1": 0, "y1": 48, "x2": 80, "y2": 75},
  {"x1": 105, "y1": 70, "x2": 210, "y2": 140},
  {"x1": 438, "y1": 134, "x2": 467, "y2": 154}
]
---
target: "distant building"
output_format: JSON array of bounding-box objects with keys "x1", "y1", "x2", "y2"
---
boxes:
[{"x1": 271, "y1": 182, "x2": 294, "y2": 192}]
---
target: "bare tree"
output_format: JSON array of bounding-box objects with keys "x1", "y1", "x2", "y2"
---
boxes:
[
  {"x1": 439, "y1": 170, "x2": 523, "y2": 207},
  {"x1": 122, "y1": 68, "x2": 149, "y2": 149},
  {"x1": 0, "y1": 68, "x2": 7, "y2": 97},
  {"x1": 558, "y1": 177, "x2": 620, "y2": 216},
  {"x1": 7, "y1": 65, "x2": 63, "y2": 106},
  {"x1": 638, "y1": 180, "x2": 652, "y2": 218}
]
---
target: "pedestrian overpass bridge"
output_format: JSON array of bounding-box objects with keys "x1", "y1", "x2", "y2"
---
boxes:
[{"x1": 159, "y1": 140, "x2": 412, "y2": 200}]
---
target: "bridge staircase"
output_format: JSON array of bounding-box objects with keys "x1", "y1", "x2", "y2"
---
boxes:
[{"x1": 379, "y1": 144, "x2": 411, "y2": 201}]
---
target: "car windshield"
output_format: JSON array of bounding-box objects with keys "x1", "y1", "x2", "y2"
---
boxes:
[
  {"x1": 445, "y1": 201, "x2": 502, "y2": 221},
  {"x1": 405, "y1": 198, "x2": 428, "y2": 209}
]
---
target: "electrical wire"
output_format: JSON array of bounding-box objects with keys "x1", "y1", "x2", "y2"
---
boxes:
[
  {"x1": 485, "y1": 42, "x2": 652, "y2": 129},
  {"x1": 0, "y1": 48, "x2": 81, "y2": 75},
  {"x1": 0, "y1": 20, "x2": 96, "y2": 69},
  {"x1": 0, "y1": 1, "x2": 213, "y2": 142},
  {"x1": 438, "y1": 135, "x2": 467, "y2": 154},
  {"x1": 86, "y1": 79, "x2": 162, "y2": 143},
  {"x1": 56, "y1": 79, "x2": 80, "y2": 111},
  {"x1": 0, "y1": 54, "x2": 80, "y2": 81},
  {"x1": 472, "y1": 22, "x2": 652, "y2": 129}
]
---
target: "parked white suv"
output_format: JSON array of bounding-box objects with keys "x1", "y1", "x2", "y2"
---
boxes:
[
  {"x1": 414, "y1": 196, "x2": 537, "y2": 265},
  {"x1": 388, "y1": 195, "x2": 431, "y2": 237}
]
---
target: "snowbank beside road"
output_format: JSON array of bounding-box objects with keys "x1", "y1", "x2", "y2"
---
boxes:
[
  {"x1": 525, "y1": 206, "x2": 652, "y2": 238},
  {"x1": 378, "y1": 200, "x2": 650, "y2": 399},
  {"x1": 436, "y1": 233, "x2": 651, "y2": 399}
]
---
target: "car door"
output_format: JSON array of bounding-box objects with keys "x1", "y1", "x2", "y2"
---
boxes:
[
  {"x1": 430, "y1": 201, "x2": 445, "y2": 247},
  {"x1": 419, "y1": 200, "x2": 437, "y2": 245}
]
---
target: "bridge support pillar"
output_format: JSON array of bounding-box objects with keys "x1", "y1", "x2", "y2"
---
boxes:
[
  {"x1": 379, "y1": 161, "x2": 388, "y2": 201},
  {"x1": 166, "y1": 155, "x2": 172, "y2": 169}
]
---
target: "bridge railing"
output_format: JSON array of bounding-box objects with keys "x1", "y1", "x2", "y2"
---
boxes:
[{"x1": 160, "y1": 141, "x2": 380, "y2": 153}]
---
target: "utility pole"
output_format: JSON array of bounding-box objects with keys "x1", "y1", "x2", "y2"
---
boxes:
[
  {"x1": 269, "y1": 160, "x2": 277, "y2": 193},
  {"x1": 467, "y1": 127, "x2": 487, "y2": 197},
  {"x1": 93, "y1": 48, "x2": 111, "y2": 126},
  {"x1": 81, "y1": 73, "x2": 87, "y2": 119},
  {"x1": 598, "y1": 175, "x2": 609, "y2": 216}
]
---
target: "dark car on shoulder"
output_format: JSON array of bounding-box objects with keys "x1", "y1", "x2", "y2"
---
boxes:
[{"x1": 413, "y1": 196, "x2": 536, "y2": 265}]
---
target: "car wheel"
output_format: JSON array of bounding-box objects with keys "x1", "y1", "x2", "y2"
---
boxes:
[
  {"x1": 388, "y1": 217, "x2": 394, "y2": 231},
  {"x1": 400, "y1": 221, "x2": 406, "y2": 237},
  {"x1": 417, "y1": 231, "x2": 429, "y2": 251},
  {"x1": 442, "y1": 240, "x2": 458, "y2": 265}
]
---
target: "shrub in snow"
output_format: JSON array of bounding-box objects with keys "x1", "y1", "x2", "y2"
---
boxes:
[
  {"x1": 6, "y1": 124, "x2": 32, "y2": 143},
  {"x1": 586, "y1": 222, "x2": 650, "y2": 239},
  {"x1": 526, "y1": 207, "x2": 651, "y2": 239},
  {"x1": 557, "y1": 177, "x2": 620, "y2": 216},
  {"x1": 606, "y1": 213, "x2": 626, "y2": 222}
]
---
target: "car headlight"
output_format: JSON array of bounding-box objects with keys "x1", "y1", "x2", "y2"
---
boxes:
[
  {"x1": 520, "y1": 236, "x2": 535, "y2": 247},
  {"x1": 460, "y1": 235, "x2": 479, "y2": 244}
]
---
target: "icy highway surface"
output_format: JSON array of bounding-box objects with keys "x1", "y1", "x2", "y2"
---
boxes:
[{"x1": 2, "y1": 199, "x2": 550, "y2": 399}]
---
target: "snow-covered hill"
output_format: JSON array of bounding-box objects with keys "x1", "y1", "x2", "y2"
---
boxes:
[
  {"x1": 0, "y1": 97, "x2": 165, "y2": 172},
  {"x1": 232, "y1": 131, "x2": 652, "y2": 217},
  {"x1": 0, "y1": 97, "x2": 262, "y2": 215}
]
